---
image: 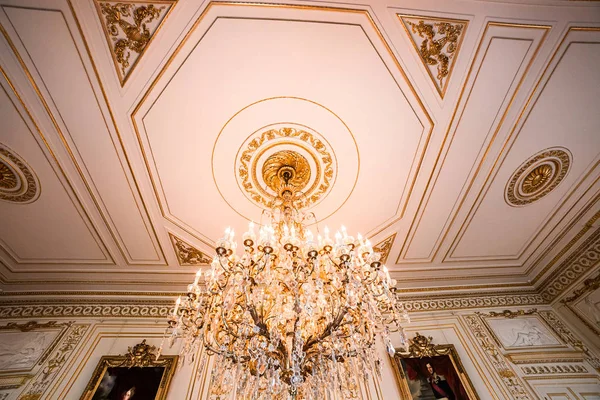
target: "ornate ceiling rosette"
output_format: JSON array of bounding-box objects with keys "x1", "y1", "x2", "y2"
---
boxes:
[
  {"x1": 505, "y1": 147, "x2": 571, "y2": 207},
  {"x1": 236, "y1": 126, "x2": 336, "y2": 209},
  {"x1": 212, "y1": 97, "x2": 359, "y2": 223},
  {"x1": 0, "y1": 144, "x2": 40, "y2": 204}
]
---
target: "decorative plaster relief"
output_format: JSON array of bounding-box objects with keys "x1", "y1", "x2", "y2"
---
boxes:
[
  {"x1": 0, "y1": 144, "x2": 40, "y2": 204},
  {"x1": 95, "y1": 1, "x2": 175, "y2": 84},
  {"x1": 169, "y1": 233, "x2": 211, "y2": 265},
  {"x1": 505, "y1": 148, "x2": 570, "y2": 207},
  {"x1": 373, "y1": 233, "x2": 396, "y2": 265},
  {"x1": 398, "y1": 15, "x2": 467, "y2": 97}
]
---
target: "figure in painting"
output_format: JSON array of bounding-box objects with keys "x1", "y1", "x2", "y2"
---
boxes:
[
  {"x1": 426, "y1": 363, "x2": 455, "y2": 400},
  {"x1": 120, "y1": 387, "x2": 135, "y2": 400}
]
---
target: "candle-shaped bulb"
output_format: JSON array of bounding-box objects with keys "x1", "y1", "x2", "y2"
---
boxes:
[
  {"x1": 357, "y1": 233, "x2": 364, "y2": 244},
  {"x1": 306, "y1": 229, "x2": 314, "y2": 242},
  {"x1": 341, "y1": 225, "x2": 347, "y2": 238},
  {"x1": 324, "y1": 226, "x2": 330, "y2": 238},
  {"x1": 229, "y1": 229, "x2": 235, "y2": 241},
  {"x1": 249, "y1": 221, "x2": 255, "y2": 231},
  {"x1": 194, "y1": 269, "x2": 202, "y2": 285},
  {"x1": 173, "y1": 296, "x2": 181, "y2": 315},
  {"x1": 291, "y1": 225, "x2": 296, "y2": 238}
]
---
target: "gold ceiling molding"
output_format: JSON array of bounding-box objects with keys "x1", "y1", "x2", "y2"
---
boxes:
[
  {"x1": 373, "y1": 233, "x2": 396, "y2": 265},
  {"x1": 0, "y1": 303, "x2": 172, "y2": 320},
  {"x1": 238, "y1": 127, "x2": 334, "y2": 208},
  {"x1": 398, "y1": 15, "x2": 468, "y2": 98},
  {"x1": 94, "y1": 0, "x2": 176, "y2": 85},
  {"x1": 169, "y1": 233, "x2": 212, "y2": 265},
  {"x1": 399, "y1": 292, "x2": 545, "y2": 312},
  {"x1": 0, "y1": 143, "x2": 40, "y2": 204},
  {"x1": 540, "y1": 227, "x2": 600, "y2": 301},
  {"x1": 505, "y1": 148, "x2": 571, "y2": 207}
]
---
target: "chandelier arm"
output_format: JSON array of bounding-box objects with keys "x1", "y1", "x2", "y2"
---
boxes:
[{"x1": 302, "y1": 306, "x2": 347, "y2": 353}]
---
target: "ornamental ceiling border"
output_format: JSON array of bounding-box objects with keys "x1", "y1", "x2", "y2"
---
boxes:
[
  {"x1": 0, "y1": 291, "x2": 548, "y2": 319},
  {"x1": 93, "y1": 0, "x2": 177, "y2": 85},
  {"x1": 397, "y1": 14, "x2": 468, "y2": 98},
  {"x1": 539, "y1": 226, "x2": 600, "y2": 302}
]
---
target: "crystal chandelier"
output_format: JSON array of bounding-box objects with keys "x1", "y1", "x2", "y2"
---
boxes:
[{"x1": 165, "y1": 152, "x2": 409, "y2": 399}]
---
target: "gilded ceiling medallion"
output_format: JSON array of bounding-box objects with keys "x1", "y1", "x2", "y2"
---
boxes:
[
  {"x1": 0, "y1": 144, "x2": 40, "y2": 204},
  {"x1": 237, "y1": 127, "x2": 335, "y2": 208},
  {"x1": 262, "y1": 150, "x2": 311, "y2": 194},
  {"x1": 95, "y1": 1, "x2": 175, "y2": 84},
  {"x1": 399, "y1": 15, "x2": 468, "y2": 97},
  {"x1": 505, "y1": 148, "x2": 570, "y2": 207}
]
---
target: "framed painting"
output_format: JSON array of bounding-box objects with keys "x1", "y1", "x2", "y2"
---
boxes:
[
  {"x1": 390, "y1": 333, "x2": 479, "y2": 400},
  {"x1": 80, "y1": 340, "x2": 177, "y2": 400},
  {"x1": 481, "y1": 309, "x2": 565, "y2": 351},
  {"x1": 0, "y1": 321, "x2": 70, "y2": 374}
]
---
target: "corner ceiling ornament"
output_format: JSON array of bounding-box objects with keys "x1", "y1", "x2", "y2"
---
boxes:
[
  {"x1": 373, "y1": 233, "x2": 396, "y2": 265},
  {"x1": 237, "y1": 127, "x2": 335, "y2": 209},
  {"x1": 95, "y1": 1, "x2": 175, "y2": 84},
  {"x1": 505, "y1": 147, "x2": 570, "y2": 207},
  {"x1": 169, "y1": 233, "x2": 212, "y2": 265},
  {"x1": 165, "y1": 154, "x2": 409, "y2": 399},
  {"x1": 0, "y1": 143, "x2": 40, "y2": 204},
  {"x1": 399, "y1": 15, "x2": 467, "y2": 98}
]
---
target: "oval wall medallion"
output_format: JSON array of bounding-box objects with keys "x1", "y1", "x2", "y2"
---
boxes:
[
  {"x1": 505, "y1": 147, "x2": 571, "y2": 207},
  {"x1": 0, "y1": 144, "x2": 40, "y2": 204}
]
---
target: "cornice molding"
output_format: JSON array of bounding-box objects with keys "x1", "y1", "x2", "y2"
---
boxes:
[{"x1": 540, "y1": 227, "x2": 600, "y2": 302}]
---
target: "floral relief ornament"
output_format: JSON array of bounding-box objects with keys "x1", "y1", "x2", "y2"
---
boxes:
[
  {"x1": 402, "y1": 17, "x2": 466, "y2": 95},
  {"x1": 98, "y1": 1, "x2": 172, "y2": 80}
]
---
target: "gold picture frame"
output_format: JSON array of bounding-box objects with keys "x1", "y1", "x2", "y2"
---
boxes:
[
  {"x1": 390, "y1": 333, "x2": 480, "y2": 400},
  {"x1": 80, "y1": 340, "x2": 178, "y2": 400}
]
